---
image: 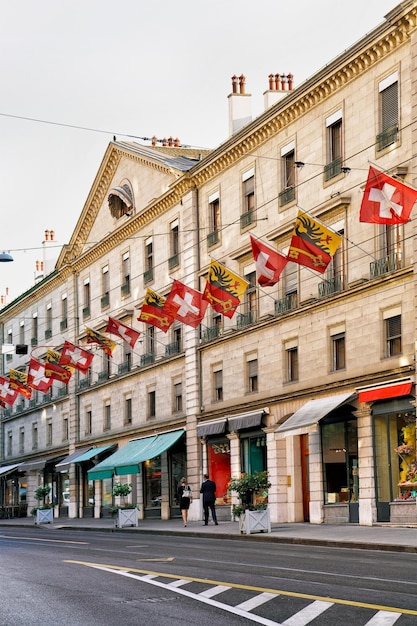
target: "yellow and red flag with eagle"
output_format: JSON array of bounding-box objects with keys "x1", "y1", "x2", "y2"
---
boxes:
[
  {"x1": 287, "y1": 211, "x2": 342, "y2": 274},
  {"x1": 45, "y1": 350, "x2": 73, "y2": 383},
  {"x1": 9, "y1": 368, "x2": 32, "y2": 399},
  {"x1": 137, "y1": 288, "x2": 174, "y2": 333},
  {"x1": 86, "y1": 327, "x2": 116, "y2": 357},
  {"x1": 202, "y1": 260, "x2": 249, "y2": 319}
]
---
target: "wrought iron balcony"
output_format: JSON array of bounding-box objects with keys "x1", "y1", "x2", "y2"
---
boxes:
[
  {"x1": 45, "y1": 328, "x2": 52, "y2": 339},
  {"x1": 240, "y1": 210, "x2": 255, "y2": 229},
  {"x1": 323, "y1": 157, "x2": 342, "y2": 182},
  {"x1": 118, "y1": 361, "x2": 130, "y2": 375},
  {"x1": 168, "y1": 253, "x2": 179, "y2": 270},
  {"x1": 236, "y1": 311, "x2": 254, "y2": 329},
  {"x1": 78, "y1": 378, "x2": 90, "y2": 390},
  {"x1": 376, "y1": 125, "x2": 398, "y2": 151},
  {"x1": 97, "y1": 370, "x2": 109, "y2": 382},
  {"x1": 318, "y1": 274, "x2": 343, "y2": 298},
  {"x1": 370, "y1": 253, "x2": 400, "y2": 278},
  {"x1": 165, "y1": 342, "x2": 180, "y2": 357},
  {"x1": 121, "y1": 281, "x2": 130, "y2": 297},
  {"x1": 278, "y1": 186, "x2": 295, "y2": 207},
  {"x1": 201, "y1": 325, "x2": 221, "y2": 342},
  {"x1": 57, "y1": 386, "x2": 67, "y2": 397},
  {"x1": 31, "y1": 337, "x2": 38, "y2": 347},
  {"x1": 144, "y1": 268, "x2": 154, "y2": 284},
  {"x1": 101, "y1": 293, "x2": 110, "y2": 309},
  {"x1": 82, "y1": 305, "x2": 90, "y2": 319},
  {"x1": 207, "y1": 230, "x2": 219, "y2": 247},
  {"x1": 274, "y1": 292, "x2": 298, "y2": 316},
  {"x1": 140, "y1": 353, "x2": 155, "y2": 366},
  {"x1": 60, "y1": 318, "x2": 68, "y2": 331}
]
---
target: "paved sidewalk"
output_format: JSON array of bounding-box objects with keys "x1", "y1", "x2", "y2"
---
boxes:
[{"x1": 1, "y1": 515, "x2": 417, "y2": 553}]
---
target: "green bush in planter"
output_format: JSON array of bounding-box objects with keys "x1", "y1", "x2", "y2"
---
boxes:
[
  {"x1": 31, "y1": 485, "x2": 52, "y2": 515},
  {"x1": 111, "y1": 482, "x2": 135, "y2": 512},
  {"x1": 228, "y1": 471, "x2": 271, "y2": 511}
]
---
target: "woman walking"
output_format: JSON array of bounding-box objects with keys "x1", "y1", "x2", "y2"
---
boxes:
[{"x1": 177, "y1": 477, "x2": 192, "y2": 526}]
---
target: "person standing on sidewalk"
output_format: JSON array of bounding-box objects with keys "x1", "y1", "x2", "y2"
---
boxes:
[
  {"x1": 200, "y1": 473, "x2": 218, "y2": 525},
  {"x1": 177, "y1": 477, "x2": 192, "y2": 527}
]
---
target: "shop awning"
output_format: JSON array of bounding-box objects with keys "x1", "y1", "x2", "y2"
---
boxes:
[
  {"x1": 197, "y1": 418, "x2": 227, "y2": 437},
  {"x1": 276, "y1": 392, "x2": 357, "y2": 434},
  {"x1": 72, "y1": 444, "x2": 116, "y2": 464},
  {"x1": 19, "y1": 456, "x2": 65, "y2": 473},
  {"x1": 88, "y1": 429, "x2": 184, "y2": 481},
  {"x1": 0, "y1": 463, "x2": 22, "y2": 477},
  {"x1": 227, "y1": 409, "x2": 267, "y2": 432},
  {"x1": 55, "y1": 448, "x2": 92, "y2": 473},
  {"x1": 358, "y1": 378, "x2": 413, "y2": 403}
]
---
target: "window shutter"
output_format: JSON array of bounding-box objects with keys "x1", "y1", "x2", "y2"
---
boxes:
[{"x1": 381, "y1": 82, "x2": 398, "y2": 131}]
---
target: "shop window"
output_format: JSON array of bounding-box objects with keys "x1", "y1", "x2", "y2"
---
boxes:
[
  {"x1": 240, "y1": 435, "x2": 267, "y2": 475},
  {"x1": 207, "y1": 439, "x2": 231, "y2": 505},
  {"x1": 145, "y1": 456, "x2": 161, "y2": 510},
  {"x1": 321, "y1": 419, "x2": 358, "y2": 505}
]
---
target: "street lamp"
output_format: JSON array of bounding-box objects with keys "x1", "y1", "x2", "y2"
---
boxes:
[{"x1": 0, "y1": 252, "x2": 13, "y2": 262}]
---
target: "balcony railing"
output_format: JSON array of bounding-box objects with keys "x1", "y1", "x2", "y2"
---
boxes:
[
  {"x1": 121, "y1": 282, "x2": 130, "y2": 297},
  {"x1": 60, "y1": 318, "x2": 68, "y2": 331},
  {"x1": 29, "y1": 399, "x2": 37, "y2": 408},
  {"x1": 236, "y1": 311, "x2": 255, "y2": 329},
  {"x1": 274, "y1": 292, "x2": 298, "y2": 316},
  {"x1": 101, "y1": 293, "x2": 110, "y2": 309},
  {"x1": 168, "y1": 253, "x2": 179, "y2": 270},
  {"x1": 57, "y1": 386, "x2": 67, "y2": 397},
  {"x1": 370, "y1": 253, "x2": 400, "y2": 279},
  {"x1": 318, "y1": 274, "x2": 343, "y2": 298},
  {"x1": 376, "y1": 125, "x2": 398, "y2": 151},
  {"x1": 323, "y1": 157, "x2": 342, "y2": 182},
  {"x1": 278, "y1": 186, "x2": 295, "y2": 207},
  {"x1": 118, "y1": 361, "x2": 130, "y2": 375},
  {"x1": 240, "y1": 210, "x2": 255, "y2": 229},
  {"x1": 97, "y1": 370, "x2": 109, "y2": 382},
  {"x1": 78, "y1": 378, "x2": 90, "y2": 390},
  {"x1": 201, "y1": 325, "x2": 221, "y2": 342},
  {"x1": 31, "y1": 337, "x2": 38, "y2": 347},
  {"x1": 140, "y1": 353, "x2": 155, "y2": 366},
  {"x1": 207, "y1": 230, "x2": 219, "y2": 247},
  {"x1": 144, "y1": 268, "x2": 154, "y2": 284},
  {"x1": 165, "y1": 342, "x2": 180, "y2": 357},
  {"x1": 82, "y1": 305, "x2": 90, "y2": 319},
  {"x1": 45, "y1": 328, "x2": 52, "y2": 339}
]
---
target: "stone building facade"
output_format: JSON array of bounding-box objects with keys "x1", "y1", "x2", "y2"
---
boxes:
[{"x1": 1, "y1": 1, "x2": 417, "y2": 526}]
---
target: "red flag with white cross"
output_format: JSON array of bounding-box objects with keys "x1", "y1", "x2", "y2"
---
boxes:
[{"x1": 360, "y1": 166, "x2": 417, "y2": 224}]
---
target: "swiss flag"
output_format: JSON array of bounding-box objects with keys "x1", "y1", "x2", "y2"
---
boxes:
[
  {"x1": 360, "y1": 166, "x2": 417, "y2": 224},
  {"x1": 59, "y1": 341, "x2": 94, "y2": 374},
  {"x1": 27, "y1": 359, "x2": 53, "y2": 393},
  {"x1": 250, "y1": 235, "x2": 288, "y2": 287},
  {"x1": 164, "y1": 280, "x2": 208, "y2": 328},
  {"x1": 0, "y1": 376, "x2": 19, "y2": 406},
  {"x1": 106, "y1": 317, "x2": 140, "y2": 349}
]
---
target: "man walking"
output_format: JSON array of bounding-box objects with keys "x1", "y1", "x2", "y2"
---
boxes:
[{"x1": 200, "y1": 473, "x2": 218, "y2": 525}]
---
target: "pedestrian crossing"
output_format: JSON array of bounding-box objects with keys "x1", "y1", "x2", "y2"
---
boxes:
[{"x1": 67, "y1": 560, "x2": 416, "y2": 625}]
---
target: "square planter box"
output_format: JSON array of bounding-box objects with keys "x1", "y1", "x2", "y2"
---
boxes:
[
  {"x1": 116, "y1": 508, "x2": 138, "y2": 528},
  {"x1": 35, "y1": 508, "x2": 54, "y2": 525},
  {"x1": 239, "y1": 508, "x2": 271, "y2": 535}
]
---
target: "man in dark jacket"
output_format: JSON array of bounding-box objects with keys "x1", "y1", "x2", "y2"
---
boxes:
[{"x1": 200, "y1": 473, "x2": 218, "y2": 525}]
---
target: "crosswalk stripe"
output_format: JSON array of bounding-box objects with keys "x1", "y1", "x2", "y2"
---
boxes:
[
  {"x1": 199, "y1": 585, "x2": 231, "y2": 598},
  {"x1": 168, "y1": 579, "x2": 190, "y2": 588},
  {"x1": 364, "y1": 611, "x2": 401, "y2": 625},
  {"x1": 282, "y1": 600, "x2": 333, "y2": 625},
  {"x1": 235, "y1": 592, "x2": 277, "y2": 612}
]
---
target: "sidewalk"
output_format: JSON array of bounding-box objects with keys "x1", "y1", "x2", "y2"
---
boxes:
[{"x1": 1, "y1": 515, "x2": 417, "y2": 553}]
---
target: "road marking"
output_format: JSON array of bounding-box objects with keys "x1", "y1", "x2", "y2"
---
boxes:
[
  {"x1": 0, "y1": 535, "x2": 88, "y2": 545},
  {"x1": 168, "y1": 579, "x2": 190, "y2": 588},
  {"x1": 236, "y1": 592, "x2": 277, "y2": 611},
  {"x1": 199, "y1": 585, "x2": 231, "y2": 598},
  {"x1": 282, "y1": 600, "x2": 332, "y2": 625},
  {"x1": 64, "y1": 560, "x2": 417, "y2": 617},
  {"x1": 364, "y1": 611, "x2": 401, "y2": 625},
  {"x1": 136, "y1": 557, "x2": 175, "y2": 562}
]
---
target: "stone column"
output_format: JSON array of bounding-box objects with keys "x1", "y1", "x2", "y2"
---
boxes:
[
  {"x1": 354, "y1": 404, "x2": 375, "y2": 525},
  {"x1": 227, "y1": 432, "x2": 240, "y2": 511},
  {"x1": 308, "y1": 430, "x2": 324, "y2": 524}
]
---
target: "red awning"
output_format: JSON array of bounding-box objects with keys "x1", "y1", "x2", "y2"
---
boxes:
[{"x1": 358, "y1": 381, "x2": 413, "y2": 403}]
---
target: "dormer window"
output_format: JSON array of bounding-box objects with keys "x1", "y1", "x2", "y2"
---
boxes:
[{"x1": 108, "y1": 182, "x2": 134, "y2": 219}]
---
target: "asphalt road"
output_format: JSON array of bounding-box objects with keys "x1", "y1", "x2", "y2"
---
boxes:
[{"x1": 1, "y1": 527, "x2": 417, "y2": 625}]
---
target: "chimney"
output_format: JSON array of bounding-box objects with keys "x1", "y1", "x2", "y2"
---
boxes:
[
  {"x1": 228, "y1": 74, "x2": 252, "y2": 136},
  {"x1": 263, "y1": 73, "x2": 294, "y2": 110}
]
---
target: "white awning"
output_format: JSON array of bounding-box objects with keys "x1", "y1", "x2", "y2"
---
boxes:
[{"x1": 276, "y1": 392, "x2": 357, "y2": 434}]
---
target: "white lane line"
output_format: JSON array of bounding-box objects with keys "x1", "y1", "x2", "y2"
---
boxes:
[
  {"x1": 168, "y1": 579, "x2": 190, "y2": 588},
  {"x1": 236, "y1": 592, "x2": 277, "y2": 611},
  {"x1": 199, "y1": 585, "x2": 231, "y2": 598},
  {"x1": 283, "y1": 600, "x2": 333, "y2": 625},
  {"x1": 364, "y1": 611, "x2": 401, "y2": 625}
]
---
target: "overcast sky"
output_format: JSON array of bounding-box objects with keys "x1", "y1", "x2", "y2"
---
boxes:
[{"x1": 0, "y1": 0, "x2": 398, "y2": 302}]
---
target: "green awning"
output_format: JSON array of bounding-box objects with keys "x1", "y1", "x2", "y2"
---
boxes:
[
  {"x1": 73, "y1": 445, "x2": 116, "y2": 464},
  {"x1": 88, "y1": 429, "x2": 184, "y2": 481}
]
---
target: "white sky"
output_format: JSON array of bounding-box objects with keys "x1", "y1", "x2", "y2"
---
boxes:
[{"x1": 0, "y1": 0, "x2": 398, "y2": 301}]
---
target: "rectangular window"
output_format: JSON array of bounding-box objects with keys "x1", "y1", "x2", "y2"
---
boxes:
[
  {"x1": 213, "y1": 369, "x2": 223, "y2": 402},
  {"x1": 63, "y1": 417, "x2": 69, "y2": 442},
  {"x1": 377, "y1": 72, "x2": 399, "y2": 151},
  {"x1": 146, "y1": 325, "x2": 155, "y2": 355},
  {"x1": 47, "y1": 421, "x2": 52, "y2": 446},
  {"x1": 124, "y1": 397, "x2": 132, "y2": 425},
  {"x1": 61, "y1": 294, "x2": 68, "y2": 330},
  {"x1": 247, "y1": 359, "x2": 258, "y2": 393},
  {"x1": 121, "y1": 252, "x2": 130, "y2": 295},
  {"x1": 19, "y1": 320, "x2": 25, "y2": 345},
  {"x1": 144, "y1": 237, "x2": 153, "y2": 283},
  {"x1": 7, "y1": 432, "x2": 12, "y2": 457},
  {"x1": 101, "y1": 265, "x2": 110, "y2": 308},
  {"x1": 169, "y1": 219, "x2": 180, "y2": 269},
  {"x1": 238, "y1": 269, "x2": 257, "y2": 328},
  {"x1": 331, "y1": 332, "x2": 346, "y2": 371},
  {"x1": 32, "y1": 423, "x2": 38, "y2": 450},
  {"x1": 241, "y1": 169, "x2": 255, "y2": 228},
  {"x1": 148, "y1": 390, "x2": 156, "y2": 419},
  {"x1": 385, "y1": 314, "x2": 401, "y2": 357},
  {"x1": 286, "y1": 346, "x2": 298, "y2": 382},
  {"x1": 85, "y1": 410, "x2": 92, "y2": 435},
  {"x1": 279, "y1": 141, "x2": 295, "y2": 206},
  {"x1": 174, "y1": 382, "x2": 183, "y2": 413},
  {"x1": 371, "y1": 224, "x2": 403, "y2": 279},
  {"x1": 104, "y1": 403, "x2": 111, "y2": 431},
  {"x1": 324, "y1": 110, "x2": 342, "y2": 181},
  {"x1": 45, "y1": 303, "x2": 52, "y2": 338},
  {"x1": 207, "y1": 192, "x2": 220, "y2": 247},
  {"x1": 19, "y1": 427, "x2": 24, "y2": 454},
  {"x1": 83, "y1": 279, "x2": 90, "y2": 318},
  {"x1": 319, "y1": 227, "x2": 344, "y2": 297},
  {"x1": 32, "y1": 313, "x2": 38, "y2": 345}
]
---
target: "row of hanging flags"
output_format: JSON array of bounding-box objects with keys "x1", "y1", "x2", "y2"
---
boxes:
[{"x1": 1, "y1": 165, "x2": 417, "y2": 407}]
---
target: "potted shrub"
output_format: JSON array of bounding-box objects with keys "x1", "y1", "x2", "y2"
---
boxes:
[
  {"x1": 31, "y1": 485, "x2": 53, "y2": 525},
  {"x1": 111, "y1": 482, "x2": 138, "y2": 528},
  {"x1": 228, "y1": 471, "x2": 271, "y2": 534}
]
